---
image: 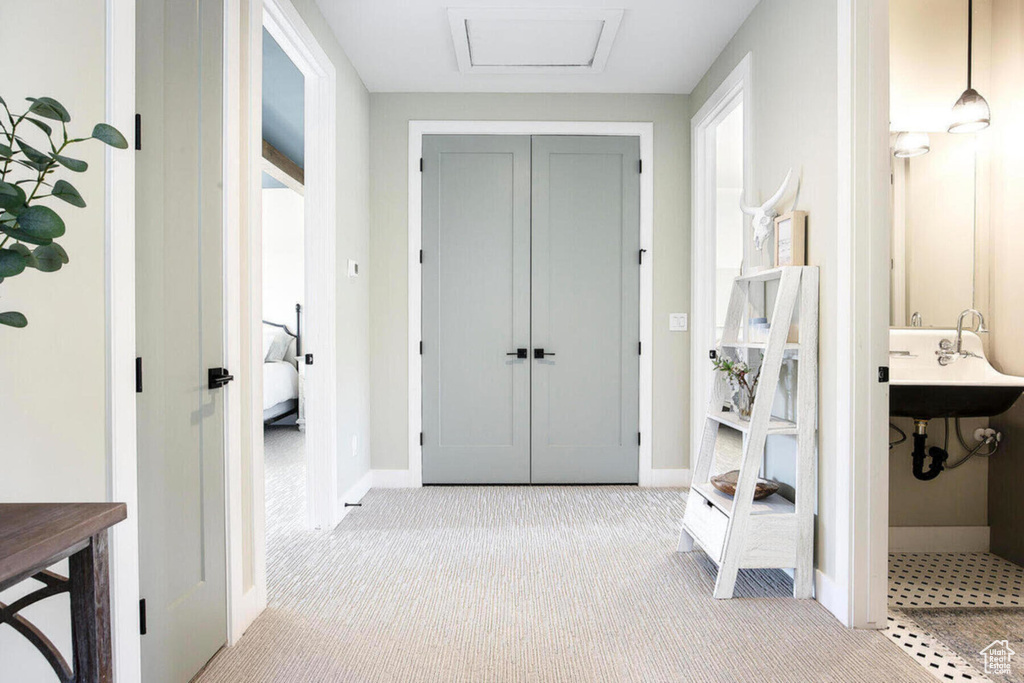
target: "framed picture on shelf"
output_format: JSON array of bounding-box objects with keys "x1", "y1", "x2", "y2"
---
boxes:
[{"x1": 774, "y1": 211, "x2": 807, "y2": 266}]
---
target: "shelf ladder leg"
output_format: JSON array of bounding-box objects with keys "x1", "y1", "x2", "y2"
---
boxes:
[{"x1": 678, "y1": 527, "x2": 695, "y2": 552}]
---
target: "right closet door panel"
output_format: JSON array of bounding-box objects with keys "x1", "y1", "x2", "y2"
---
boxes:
[{"x1": 529, "y1": 135, "x2": 641, "y2": 484}]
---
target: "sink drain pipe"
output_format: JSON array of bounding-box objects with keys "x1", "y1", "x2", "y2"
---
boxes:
[{"x1": 911, "y1": 418, "x2": 948, "y2": 481}]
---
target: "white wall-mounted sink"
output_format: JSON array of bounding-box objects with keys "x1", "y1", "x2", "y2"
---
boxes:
[{"x1": 889, "y1": 328, "x2": 1024, "y2": 418}]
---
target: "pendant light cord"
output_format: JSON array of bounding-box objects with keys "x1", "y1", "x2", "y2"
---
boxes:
[{"x1": 967, "y1": 0, "x2": 973, "y2": 89}]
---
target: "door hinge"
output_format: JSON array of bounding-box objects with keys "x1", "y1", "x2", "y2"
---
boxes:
[
  {"x1": 139, "y1": 598, "x2": 147, "y2": 635},
  {"x1": 419, "y1": 341, "x2": 423, "y2": 355},
  {"x1": 638, "y1": 341, "x2": 642, "y2": 355},
  {"x1": 709, "y1": 349, "x2": 717, "y2": 360},
  {"x1": 135, "y1": 357, "x2": 143, "y2": 393},
  {"x1": 419, "y1": 432, "x2": 424, "y2": 446},
  {"x1": 419, "y1": 249, "x2": 423, "y2": 264},
  {"x1": 638, "y1": 432, "x2": 642, "y2": 446},
  {"x1": 134, "y1": 114, "x2": 142, "y2": 151},
  {"x1": 639, "y1": 248, "x2": 646, "y2": 265},
  {"x1": 419, "y1": 158, "x2": 424, "y2": 172},
  {"x1": 305, "y1": 353, "x2": 314, "y2": 366},
  {"x1": 878, "y1": 366, "x2": 890, "y2": 383},
  {"x1": 638, "y1": 159, "x2": 643, "y2": 174}
]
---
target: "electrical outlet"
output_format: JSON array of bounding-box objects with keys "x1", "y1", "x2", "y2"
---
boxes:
[{"x1": 669, "y1": 313, "x2": 688, "y2": 332}]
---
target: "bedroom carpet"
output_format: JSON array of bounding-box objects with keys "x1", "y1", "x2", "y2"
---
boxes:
[{"x1": 196, "y1": 451, "x2": 930, "y2": 682}]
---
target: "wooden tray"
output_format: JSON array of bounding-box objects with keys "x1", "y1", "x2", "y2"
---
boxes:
[{"x1": 710, "y1": 470, "x2": 780, "y2": 500}]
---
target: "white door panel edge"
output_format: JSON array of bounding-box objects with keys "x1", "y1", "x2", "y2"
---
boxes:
[{"x1": 837, "y1": 0, "x2": 891, "y2": 630}]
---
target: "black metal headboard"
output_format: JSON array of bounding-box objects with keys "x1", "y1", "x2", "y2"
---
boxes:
[{"x1": 262, "y1": 303, "x2": 302, "y2": 356}]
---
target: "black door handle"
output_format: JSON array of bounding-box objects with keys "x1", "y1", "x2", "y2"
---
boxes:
[
  {"x1": 506, "y1": 348, "x2": 528, "y2": 359},
  {"x1": 534, "y1": 348, "x2": 556, "y2": 359},
  {"x1": 208, "y1": 367, "x2": 234, "y2": 389}
]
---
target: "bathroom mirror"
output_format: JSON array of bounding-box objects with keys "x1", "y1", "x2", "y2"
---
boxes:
[{"x1": 890, "y1": 133, "x2": 986, "y2": 328}]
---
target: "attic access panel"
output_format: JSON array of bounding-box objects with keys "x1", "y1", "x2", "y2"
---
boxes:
[{"x1": 447, "y1": 8, "x2": 624, "y2": 74}]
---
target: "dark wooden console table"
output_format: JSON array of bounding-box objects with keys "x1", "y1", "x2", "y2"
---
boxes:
[{"x1": 0, "y1": 503, "x2": 127, "y2": 683}]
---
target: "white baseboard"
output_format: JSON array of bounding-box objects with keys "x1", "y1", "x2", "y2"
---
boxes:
[
  {"x1": 368, "y1": 468, "x2": 686, "y2": 488},
  {"x1": 334, "y1": 470, "x2": 373, "y2": 525},
  {"x1": 647, "y1": 468, "x2": 691, "y2": 488},
  {"x1": 371, "y1": 468, "x2": 418, "y2": 488},
  {"x1": 889, "y1": 526, "x2": 990, "y2": 553},
  {"x1": 815, "y1": 569, "x2": 849, "y2": 626}
]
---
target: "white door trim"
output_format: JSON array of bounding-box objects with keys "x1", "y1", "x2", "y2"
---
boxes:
[
  {"x1": 689, "y1": 53, "x2": 753, "y2": 467},
  {"x1": 836, "y1": 0, "x2": 891, "y2": 629},
  {"x1": 105, "y1": 0, "x2": 140, "y2": 679},
  {"x1": 408, "y1": 120, "x2": 654, "y2": 487}
]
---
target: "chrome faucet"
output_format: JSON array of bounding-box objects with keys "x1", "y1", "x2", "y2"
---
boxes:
[{"x1": 937, "y1": 309, "x2": 987, "y2": 365}]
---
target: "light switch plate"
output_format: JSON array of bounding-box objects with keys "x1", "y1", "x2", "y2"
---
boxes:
[
  {"x1": 669, "y1": 313, "x2": 688, "y2": 332},
  {"x1": 347, "y1": 259, "x2": 359, "y2": 278}
]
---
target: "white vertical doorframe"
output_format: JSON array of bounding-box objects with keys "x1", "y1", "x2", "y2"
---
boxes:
[
  {"x1": 105, "y1": 0, "x2": 140, "y2": 679},
  {"x1": 223, "y1": 0, "x2": 251, "y2": 644},
  {"x1": 836, "y1": 0, "x2": 891, "y2": 629},
  {"x1": 408, "y1": 121, "x2": 654, "y2": 487},
  {"x1": 689, "y1": 53, "x2": 753, "y2": 467}
]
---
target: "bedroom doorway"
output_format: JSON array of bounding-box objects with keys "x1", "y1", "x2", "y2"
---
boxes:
[
  {"x1": 247, "y1": 0, "x2": 339, "y2": 599},
  {"x1": 261, "y1": 27, "x2": 308, "y2": 533},
  {"x1": 690, "y1": 54, "x2": 751, "y2": 462}
]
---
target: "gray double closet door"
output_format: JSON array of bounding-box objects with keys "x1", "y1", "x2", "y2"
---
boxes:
[{"x1": 422, "y1": 135, "x2": 640, "y2": 484}]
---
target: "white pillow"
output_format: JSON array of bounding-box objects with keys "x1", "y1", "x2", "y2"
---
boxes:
[
  {"x1": 262, "y1": 326, "x2": 277, "y2": 361},
  {"x1": 266, "y1": 330, "x2": 292, "y2": 363}
]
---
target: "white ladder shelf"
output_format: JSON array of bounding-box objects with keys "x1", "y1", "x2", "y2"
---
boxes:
[{"x1": 679, "y1": 266, "x2": 819, "y2": 599}]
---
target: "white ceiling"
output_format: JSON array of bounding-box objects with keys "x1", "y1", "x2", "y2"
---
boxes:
[{"x1": 314, "y1": 0, "x2": 760, "y2": 94}]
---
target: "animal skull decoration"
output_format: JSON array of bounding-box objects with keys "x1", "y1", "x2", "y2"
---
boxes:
[{"x1": 740, "y1": 168, "x2": 798, "y2": 250}]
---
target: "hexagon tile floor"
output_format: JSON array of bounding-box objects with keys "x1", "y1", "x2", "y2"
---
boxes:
[{"x1": 886, "y1": 552, "x2": 1024, "y2": 682}]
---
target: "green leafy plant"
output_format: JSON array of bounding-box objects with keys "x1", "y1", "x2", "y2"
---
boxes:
[
  {"x1": 0, "y1": 95, "x2": 127, "y2": 327},
  {"x1": 712, "y1": 353, "x2": 762, "y2": 419}
]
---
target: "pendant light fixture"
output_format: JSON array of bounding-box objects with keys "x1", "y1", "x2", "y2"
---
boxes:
[
  {"x1": 949, "y1": 0, "x2": 990, "y2": 133},
  {"x1": 893, "y1": 132, "x2": 931, "y2": 158}
]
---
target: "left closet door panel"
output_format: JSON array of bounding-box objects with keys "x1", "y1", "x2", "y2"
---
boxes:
[
  {"x1": 421, "y1": 135, "x2": 532, "y2": 484},
  {"x1": 136, "y1": 1, "x2": 227, "y2": 681}
]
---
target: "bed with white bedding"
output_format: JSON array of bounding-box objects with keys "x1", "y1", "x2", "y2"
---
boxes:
[{"x1": 263, "y1": 304, "x2": 303, "y2": 425}]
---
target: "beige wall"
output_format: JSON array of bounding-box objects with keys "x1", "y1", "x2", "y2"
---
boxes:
[
  {"x1": 0, "y1": 1, "x2": 108, "y2": 678},
  {"x1": 889, "y1": 417, "x2": 990, "y2": 526},
  {"x1": 368, "y1": 93, "x2": 691, "y2": 472},
  {"x1": 987, "y1": 0, "x2": 1024, "y2": 566},
  {"x1": 687, "y1": 0, "x2": 839, "y2": 576}
]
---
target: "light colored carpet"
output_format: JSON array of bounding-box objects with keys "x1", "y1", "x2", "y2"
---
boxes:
[{"x1": 196, "y1": 438, "x2": 930, "y2": 682}]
